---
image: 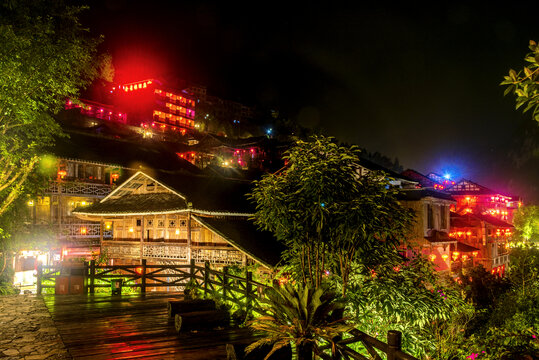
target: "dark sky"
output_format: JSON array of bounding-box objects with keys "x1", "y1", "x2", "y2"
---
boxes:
[{"x1": 85, "y1": 1, "x2": 539, "y2": 203}]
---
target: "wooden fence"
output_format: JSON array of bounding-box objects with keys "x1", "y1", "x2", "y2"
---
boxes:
[{"x1": 36, "y1": 260, "x2": 418, "y2": 360}]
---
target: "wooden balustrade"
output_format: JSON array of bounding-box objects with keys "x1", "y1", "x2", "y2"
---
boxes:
[{"x1": 36, "y1": 261, "x2": 418, "y2": 360}]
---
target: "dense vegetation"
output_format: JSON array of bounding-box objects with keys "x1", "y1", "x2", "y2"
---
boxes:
[{"x1": 250, "y1": 137, "x2": 538, "y2": 359}]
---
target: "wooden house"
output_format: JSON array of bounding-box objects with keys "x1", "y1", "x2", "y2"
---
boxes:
[
  {"x1": 73, "y1": 171, "x2": 282, "y2": 269},
  {"x1": 397, "y1": 188, "x2": 462, "y2": 272}
]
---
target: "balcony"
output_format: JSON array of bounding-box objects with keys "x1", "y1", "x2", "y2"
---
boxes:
[
  {"x1": 46, "y1": 181, "x2": 113, "y2": 198},
  {"x1": 57, "y1": 222, "x2": 113, "y2": 240},
  {"x1": 102, "y1": 241, "x2": 244, "y2": 265}
]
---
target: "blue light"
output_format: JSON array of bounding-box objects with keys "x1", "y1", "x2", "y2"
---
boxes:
[
  {"x1": 320, "y1": 203, "x2": 325, "y2": 207},
  {"x1": 266, "y1": 128, "x2": 272, "y2": 135},
  {"x1": 443, "y1": 173, "x2": 451, "y2": 180}
]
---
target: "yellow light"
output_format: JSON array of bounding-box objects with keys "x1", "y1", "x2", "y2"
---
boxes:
[
  {"x1": 175, "y1": 229, "x2": 180, "y2": 235},
  {"x1": 429, "y1": 254, "x2": 437, "y2": 262},
  {"x1": 129, "y1": 228, "x2": 134, "y2": 233},
  {"x1": 81, "y1": 201, "x2": 87, "y2": 206},
  {"x1": 105, "y1": 222, "x2": 112, "y2": 230},
  {"x1": 442, "y1": 254, "x2": 449, "y2": 261},
  {"x1": 27, "y1": 200, "x2": 34, "y2": 206}
]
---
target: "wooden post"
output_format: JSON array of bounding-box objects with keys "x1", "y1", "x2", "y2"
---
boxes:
[
  {"x1": 189, "y1": 259, "x2": 195, "y2": 279},
  {"x1": 222, "y1": 266, "x2": 228, "y2": 301},
  {"x1": 140, "y1": 216, "x2": 145, "y2": 265},
  {"x1": 245, "y1": 271, "x2": 253, "y2": 313},
  {"x1": 204, "y1": 262, "x2": 210, "y2": 298},
  {"x1": 187, "y1": 210, "x2": 192, "y2": 262},
  {"x1": 141, "y1": 259, "x2": 147, "y2": 293},
  {"x1": 36, "y1": 263, "x2": 43, "y2": 295},
  {"x1": 387, "y1": 330, "x2": 402, "y2": 360},
  {"x1": 99, "y1": 218, "x2": 104, "y2": 244},
  {"x1": 89, "y1": 260, "x2": 96, "y2": 294}
]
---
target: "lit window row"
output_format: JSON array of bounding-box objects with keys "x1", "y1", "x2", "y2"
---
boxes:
[
  {"x1": 153, "y1": 110, "x2": 195, "y2": 129},
  {"x1": 65, "y1": 100, "x2": 126, "y2": 122},
  {"x1": 165, "y1": 102, "x2": 195, "y2": 119},
  {"x1": 154, "y1": 89, "x2": 195, "y2": 108},
  {"x1": 118, "y1": 79, "x2": 153, "y2": 92}
]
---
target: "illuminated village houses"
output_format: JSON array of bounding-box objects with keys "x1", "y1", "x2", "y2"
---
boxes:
[
  {"x1": 72, "y1": 171, "x2": 281, "y2": 269},
  {"x1": 445, "y1": 179, "x2": 518, "y2": 274}
]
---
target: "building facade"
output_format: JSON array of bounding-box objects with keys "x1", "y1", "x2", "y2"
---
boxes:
[{"x1": 73, "y1": 171, "x2": 281, "y2": 269}]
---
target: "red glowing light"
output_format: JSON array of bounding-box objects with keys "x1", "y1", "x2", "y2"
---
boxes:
[
  {"x1": 135, "y1": 267, "x2": 143, "y2": 275},
  {"x1": 80, "y1": 227, "x2": 87, "y2": 235},
  {"x1": 57, "y1": 170, "x2": 67, "y2": 178}
]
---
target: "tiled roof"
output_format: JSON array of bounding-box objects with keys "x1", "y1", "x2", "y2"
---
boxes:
[
  {"x1": 50, "y1": 130, "x2": 202, "y2": 174},
  {"x1": 154, "y1": 171, "x2": 256, "y2": 214},
  {"x1": 194, "y1": 216, "x2": 284, "y2": 267},
  {"x1": 450, "y1": 242, "x2": 480, "y2": 252},
  {"x1": 425, "y1": 230, "x2": 455, "y2": 243},
  {"x1": 397, "y1": 188, "x2": 455, "y2": 201},
  {"x1": 472, "y1": 213, "x2": 514, "y2": 228},
  {"x1": 75, "y1": 193, "x2": 187, "y2": 215}
]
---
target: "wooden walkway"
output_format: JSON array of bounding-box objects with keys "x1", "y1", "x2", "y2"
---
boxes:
[{"x1": 42, "y1": 293, "x2": 255, "y2": 360}]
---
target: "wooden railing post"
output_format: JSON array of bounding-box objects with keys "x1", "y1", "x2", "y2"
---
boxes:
[
  {"x1": 141, "y1": 259, "x2": 147, "y2": 293},
  {"x1": 89, "y1": 260, "x2": 95, "y2": 294},
  {"x1": 245, "y1": 271, "x2": 253, "y2": 313},
  {"x1": 189, "y1": 259, "x2": 195, "y2": 280},
  {"x1": 36, "y1": 263, "x2": 43, "y2": 295},
  {"x1": 222, "y1": 266, "x2": 228, "y2": 301},
  {"x1": 387, "y1": 330, "x2": 402, "y2": 360},
  {"x1": 203, "y1": 262, "x2": 210, "y2": 298}
]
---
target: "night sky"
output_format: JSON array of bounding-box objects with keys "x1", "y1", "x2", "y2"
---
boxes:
[{"x1": 85, "y1": 1, "x2": 539, "y2": 203}]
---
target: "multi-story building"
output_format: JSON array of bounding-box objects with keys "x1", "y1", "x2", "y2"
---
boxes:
[
  {"x1": 113, "y1": 79, "x2": 196, "y2": 134},
  {"x1": 450, "y1": 212, "x2": 512, "y2": 275},
  {"x1": 73, "y1": 171, "x2": 282, "y2": 269},
  {"x1": 65, "y1": 79, "x2": 197, "y2": 137},
  {"x1": 397, "y1": 188, "x2": 460, "y2": 272},
  {"x1": 187, "y1": 85, "x2": 259, "y2": 137},
  {"x1": 444, "y1": 179, "x2": 521, "y2": 223}
]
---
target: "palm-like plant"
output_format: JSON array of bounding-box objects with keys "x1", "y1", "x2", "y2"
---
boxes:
[{"x1": 246, "y1": 283, "x2": 351, "y2": 360}]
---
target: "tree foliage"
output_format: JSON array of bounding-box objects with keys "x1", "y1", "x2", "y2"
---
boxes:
[
  {"x1": 246, "y1": 283, "x2": 350, "y2": 360},
  {"x1": 501, "y1": 40, "x2": 539, "y2": 123},
  {"x1": 249, "y1": 136, "x2": 414, "y2": 294},
  {"x1": 512, "y1": 205, "x2": 539, "y2": 246},
  {"x1": 0, "y1": 0, "x2": 100, "y2": 216}
]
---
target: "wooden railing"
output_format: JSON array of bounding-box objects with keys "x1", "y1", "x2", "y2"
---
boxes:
[{"x1": 36, "y1": 260, "x2": 417, "y2": 360}]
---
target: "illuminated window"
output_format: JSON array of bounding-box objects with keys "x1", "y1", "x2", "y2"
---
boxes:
[
  {"x1": 427, "y1": 204, "x2": 434, "y2": 229},
  {"x1": 441, "y1": 205, "x2": 448, "y2": 229}
]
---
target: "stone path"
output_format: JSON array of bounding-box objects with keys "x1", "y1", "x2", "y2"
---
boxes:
[{"x1": 0, "y1": 295, "x2": 71, "y2": 360}]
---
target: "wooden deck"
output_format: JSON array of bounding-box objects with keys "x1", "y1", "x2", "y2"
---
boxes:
[{"x1": 42, "y1": 293, "x2": 256, "y2": 360}]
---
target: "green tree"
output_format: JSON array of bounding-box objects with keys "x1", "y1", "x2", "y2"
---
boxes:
[
  {"x1": 501, "y1": 40, "x2": 539, "y2": 122},
  {"x1": 246, "y1": 283, "x2": 349, "y2": 360},
  {"x1": 512, "y1": 205, "x2": 539, "y2": 246},
  {"x1": 249, "y1": 136, "x2": 414, "y2": 294},
  {"x1": 0, "y1": 0, "x2": 100, "y2": 216}
]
